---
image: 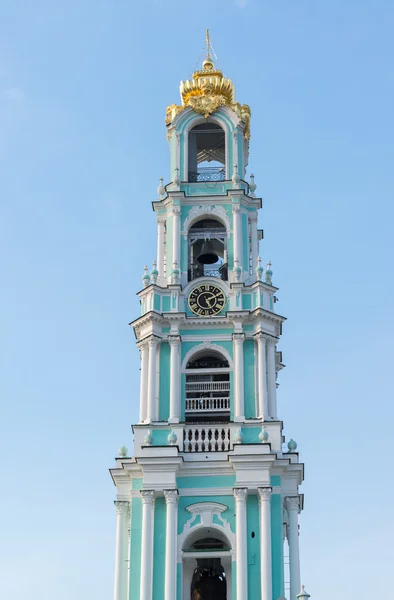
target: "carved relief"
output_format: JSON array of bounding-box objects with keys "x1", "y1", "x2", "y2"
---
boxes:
[{"x1": 182, "y1": 205, "x2": 231, "y2": 240}]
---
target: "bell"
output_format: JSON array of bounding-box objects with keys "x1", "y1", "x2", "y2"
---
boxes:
[{"x1": 197, "y1": 240, "x2": 219, "y2": 265}]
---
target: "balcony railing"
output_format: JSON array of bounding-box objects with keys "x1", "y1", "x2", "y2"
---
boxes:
[
  {"x1": 188, "y1": 167, "x2": 226, "y2": 182},
  {"x1": 188, "y1": 263, "x2": 228, "y2": 282},
  {"x1": 183, "y1": 427, "x2": 231, "y2": 452},
  {"x1": 186, "y1": 381, "x2": 230, "y2": 393},
  {"x1": 185, "y1": 397, "x2": 230, "y2": 412}
]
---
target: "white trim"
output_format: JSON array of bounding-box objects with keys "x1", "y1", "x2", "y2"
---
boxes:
[
  {"x1": 182, "y1": 204, "x2": 231, "y2": 239},
  {"x1": 181, "y1": 341, "x2": 234, "y2": 371}
]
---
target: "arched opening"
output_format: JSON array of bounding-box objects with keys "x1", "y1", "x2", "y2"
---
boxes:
[
  {"x1": 188, "y1": 218, "x2": 228, "y2": 282},
  {"x1": 183, "y1": 529, "x2": 231, "y2": 600},
  {"x1": 188, "y1": 123, "x2": 226, "y2": 183},
  {"x1": 185, "y1": 350, "x2": 230, "y2": 423}
]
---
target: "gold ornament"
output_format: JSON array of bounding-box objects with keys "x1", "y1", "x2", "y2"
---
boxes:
[{"x1": 165, "y1": 31, "x2": 251, "y2": 139}]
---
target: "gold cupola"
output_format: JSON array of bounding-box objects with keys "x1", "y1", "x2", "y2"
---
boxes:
[{"x1": 166, "y1": 31, "x2": 251, "y2": 139}]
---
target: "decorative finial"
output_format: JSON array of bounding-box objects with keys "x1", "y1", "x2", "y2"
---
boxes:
[
  {"x1": 256, "y1": 256, "x2": 263, "y2": 281},
  {"x1": 142, "y1": 265, "x2": 150, "y2": 288},
  {"x1": 249, "y1": 173, "x2": 257, "y2": 196},
  {"x1": 265, "y1": 260, "x2": 273, "y2": 285},
  {"x1": 233, "y1": 258, "x2": 242, "y2": 282},
  {"x1": 297, "y1": 585, "x2": 311, "y2": 599},
  {"x1": 287, "y1": 439, "x2": 298, "y2": 453},
  {"x1": 174, "y1": 167, "x2": 181, "y2": 189},
  {"x1": 118, "y1": 444, "x2": 128, "y2": 457},
  {"x1": 234, "y1": 428, "x2": 244, "y2": 444},
  {"x1": 144, "y1": 429, "x2": 153, "y2": 446},
  {"x1": 157, "y1": 177, "x2": 165, "y2": 199},
  {"x1": 150, "y1": 261, "x2": 158, "y2": 285},
  {"x1": 258, "y1": 427, "x2": 269, "y2": 443},
  {"x1": 171, "y1": 261, "x2": 180, "y2": 284},
  {"x1": 232, "y1": 164, "x2": 240, "y2": 188},
  {"x1": 167, "y1": 430, "x2": 178, "y2": 446}
]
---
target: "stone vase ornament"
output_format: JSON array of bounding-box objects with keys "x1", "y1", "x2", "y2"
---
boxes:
[
  {"x1": 118, "y1": 444, "x2": 128, "y2": 457},
  {"x1": 144, "y1": 430, "x2": 153, "y2": 446},
  {"x1": 258, "y1": 428, "x2": 269, "y2": 443},
  {"x1": 167, "y1": 430, "x2": 177, "y2": 446},
  {"x1": 234, "y1": 428, "x2": 244, "y2": 444},
  {"x1": 287, "y1": 439, "x2": 298, "y2": 452}
]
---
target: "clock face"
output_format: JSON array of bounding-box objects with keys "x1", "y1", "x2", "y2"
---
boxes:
[{"x1": 188, "y1": 284, "x2": 226, "y2": 317}]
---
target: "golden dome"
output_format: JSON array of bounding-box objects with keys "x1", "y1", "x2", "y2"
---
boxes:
[{"x1": 166, "y1": 31, "x2": 251, "y2": 139}]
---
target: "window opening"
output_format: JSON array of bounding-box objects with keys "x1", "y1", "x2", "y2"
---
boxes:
[{"x1": 188, "y1": 123, "x2": 226, "y2": 182}]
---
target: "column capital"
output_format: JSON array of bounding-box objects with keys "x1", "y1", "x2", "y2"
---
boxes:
[
  {"x1": 232, "y1": 203, "x2": 241, "y2": 213},
  {"x1": 233, "y1": 487, "x2": 248, "y2": 502},
  {"x1": 285, "y1": 496, "x2": 300, "y2": 512},
  {"x1": 172, "y1": 205, "x2": 181, "y2": 216},
  {"x1": 164, "y1": 489, "x2": 179, "y2": 504},
  {"x1": 249, "y1": 212, "x2": 258, "y2": 222},
  {"x1": 114, "y1": 500, "x2": 130, "y2": 515},
  {"x1": 137, "y1": 338, "x2": 150, "y2": 350},
  {"x1": 232, "y1": 333, "x2": 245, "y2": 342},
  {"x1": 141, "y1": 490, "x2": 155, "y2": 504},
  {"x1": 147, "y1": 335, "x2": 161, "y2": 348},
  {"x1": 157, "y1": 215, "x2": 166, "y2": 224},
  {"x1": 168, "y1": 335, "x2": 181, "y2": 346},
  {"x1": 257, "y1": 487, "x2": 272, "y2": 502}
]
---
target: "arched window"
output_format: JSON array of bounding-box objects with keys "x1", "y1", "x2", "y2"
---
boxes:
[
  {"x1": 188, "y1": 122, "x2": 226, "y2": 182},
  {"x1": 188, "y1": 218, "x2": 228, "y2": 282},
  {"x1": 185, "y1": 351, "x2": 230, "y2": 423}
]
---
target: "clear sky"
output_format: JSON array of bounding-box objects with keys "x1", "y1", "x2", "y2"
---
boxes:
[{"x1": 1, "y1": 1, "x2": 393, "y2": 599}]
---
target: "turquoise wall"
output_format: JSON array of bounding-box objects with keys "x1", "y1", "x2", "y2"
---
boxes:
[
  {"x1": 177, "y1": 475, "x2": 236, "y2": 489},
  {"x1": 242, "y1": 212, "x2": 249, "y2": 272},
  {"x1": 153, "y1": 497, "x2": 166, "y2": 600},
  {"x1": 162, "y1": 296, "x2": 170, "y2": 312},
  {"x1": 244, "y1": 340, "x2": 256, "y2": 418},
  {"x1": 159, "y1": 343, "x2": 170, "y2": 420},
  {"x1": 271, "y1": 493, "x2": 284, "y2": 599},
  {"x1": 247, "y1": 494, "x2": 261, "y2": 600},
  {"x1": 129, "y1": 497, "x2": 142, "y2": 598}
]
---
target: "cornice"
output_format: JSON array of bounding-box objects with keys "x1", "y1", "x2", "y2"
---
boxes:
[{"x1": 129, "y1": 310, "x2": 165, "y2": 330}]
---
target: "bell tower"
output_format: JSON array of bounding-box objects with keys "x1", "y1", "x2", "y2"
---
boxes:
[{"x1": 110, "y1": 33, "x2": 310, "y2": 600}]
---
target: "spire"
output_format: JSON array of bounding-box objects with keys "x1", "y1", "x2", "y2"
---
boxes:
[{"x1": 205, "y1": 28, "x2": 211, "y2": 60}]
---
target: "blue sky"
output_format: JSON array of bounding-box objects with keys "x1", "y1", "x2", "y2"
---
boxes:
[{"x1": 1, "y1": 1, "x2": 393, "y2": 598}]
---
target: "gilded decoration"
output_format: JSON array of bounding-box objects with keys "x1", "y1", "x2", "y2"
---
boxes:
[{"x1": 165, "y1": 32, "x2": 251, "y2": 139}]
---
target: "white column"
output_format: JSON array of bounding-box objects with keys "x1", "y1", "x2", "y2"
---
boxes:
[
  {"x1": 255, "y1": 333, "x2": 269, "y2": 420},
  {"x1": 232, "y1": 204, "x2": 242, "y2": 273},
  {"x1": 164, "y1": 490, "x2": 179, "y2": 600},
  {"x1": 233, "y1": 333, "x2": 245, "y2": 421},
  {"x1": 172, "y1": 206, "x2": 181, "y2": 273},
  {"x1": 113, "y1": 501, "x2": 130, "y2": 600},
  {"x1": 146, "y1": 337, "x2": 158, "y2": 422},
  {"x1": 286, "y1": 497, "x2": 301, "y2": 600},
  {"x1": 139, "y1": 341, "x2": 149, "y2": 423},
  {"x1": 258, "y1": 488, "x2": 273, "y2": 600},
  {"x1": 250, "y1": 213, "x2": 258, "y2": 274},
  {"x1": 140, "y1": 491, "x2": 155, "y2": 600},
  {"x1": 234, "y1": 488, "x2": 248, "y2": 600},
  {"x1": 168, "y1": 335, "x2": 181, "y2": 423},
  {"x1": 157, "y1": 217, "x2": 166, "y2": 278},
  {"x1": 267, "y1": 338, "x2": 277, "y2": 419}
]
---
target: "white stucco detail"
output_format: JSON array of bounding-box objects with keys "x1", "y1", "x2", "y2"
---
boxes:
[
  {"x1": 181, "y1": 341, "x2": 234, "y2": 371},
  {"x1": 182, "y1": 204, "x2": 231, "y2": 239}
]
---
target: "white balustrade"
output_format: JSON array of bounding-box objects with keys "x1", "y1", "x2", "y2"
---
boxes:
[
  {"x1": 185, "y1": 397, "x2": 230, "y2": 412},
  {"x1": 183, "y1": 427, "x2": 231, "y2": 452},
  {"x1": 185, "y1": 381, "x2": 230, "y2": 392}
]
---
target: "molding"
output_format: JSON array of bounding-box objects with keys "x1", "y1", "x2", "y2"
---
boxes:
[
  {"x1": 182, "y1": 204, "x2": 231, "y2": 239},
  {"x1": 181, "y1": 341, "x2": 234, "y2": 371}
]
